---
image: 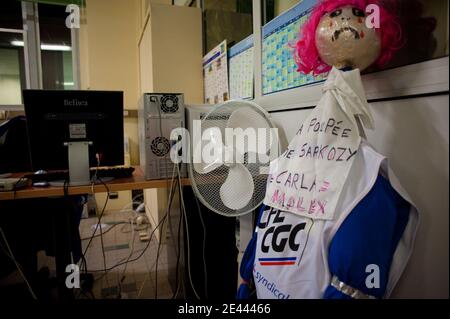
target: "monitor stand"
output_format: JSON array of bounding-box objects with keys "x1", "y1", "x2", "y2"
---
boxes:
[
  {"x1": 48, "y1": 141, "x2": 115, "y2": 187},
  {"x1": 49, "y1": 141, "x2": 92, "y2": 187},
  {"x1": 67, "y1": 141, "x2": 92, "y2": 186}
]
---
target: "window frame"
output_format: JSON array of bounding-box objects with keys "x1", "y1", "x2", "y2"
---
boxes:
[{"x1": 0, "y1": 1, "x2": 80, "y2": 111}]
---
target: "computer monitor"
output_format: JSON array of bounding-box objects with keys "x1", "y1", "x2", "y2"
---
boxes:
[
  {"x1": 229, "y1": 35, "x2": 254, "y2": 100},
  {"x1": 262, "y1": 0, "x2": 325, "y2": 95},
  {"x1": 23, "y1": 90, "x2": 124, "y2": 185}
]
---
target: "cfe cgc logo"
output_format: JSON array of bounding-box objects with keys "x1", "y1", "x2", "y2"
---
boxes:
[{"x1": 257, "y1": 207, "x2": 313, "y2": 268}]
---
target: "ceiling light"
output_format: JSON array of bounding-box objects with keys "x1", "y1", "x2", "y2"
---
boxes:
[{"x1": 10, "y1": 40, "x2": 72, "y2": 51}]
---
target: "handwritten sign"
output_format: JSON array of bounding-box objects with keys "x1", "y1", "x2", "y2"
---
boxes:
[{"x1": 263, "y1": 67, "x2": 373, "y2": 220}]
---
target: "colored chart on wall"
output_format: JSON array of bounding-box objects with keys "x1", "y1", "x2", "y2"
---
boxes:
[
  {"x1": 229, "y1": 35, "x2": 254, "y2": 100},
  {"x1": 262, "y1": 0, "x2": 325, "y2": 95},
  {"x1": 203, "y1": 40, "x2": 229, "y2": 104}
]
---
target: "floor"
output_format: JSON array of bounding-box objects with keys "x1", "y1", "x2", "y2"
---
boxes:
[{"x1": 78, "y1": 209, "x2": 173, "y2": 299}]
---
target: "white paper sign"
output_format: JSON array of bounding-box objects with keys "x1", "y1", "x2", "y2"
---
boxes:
[{"x1": 263, "y1": 67, "x2": 373, "y2": 220}]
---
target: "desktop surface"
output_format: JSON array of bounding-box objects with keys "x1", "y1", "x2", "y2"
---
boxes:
[{"x1": 0, "y1": 167, "x2": 191, "y2": 201}]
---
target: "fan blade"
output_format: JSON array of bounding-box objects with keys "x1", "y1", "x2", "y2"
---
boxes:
[
  {"x1": 193, "y1": 127, "x2": 225, "y2": 174},
  {"x1": 220, "y1": 163, "x2": 254, "y2": 210},
  {"x1": 193, "y1": 141, "x2": 223, "y2": 174},
  {"x1": 226, "y1": 107, "x2": 272, "y2": 157},
  {"x1": 193, "y1": 160, "x2": 222, "y2": 174}
]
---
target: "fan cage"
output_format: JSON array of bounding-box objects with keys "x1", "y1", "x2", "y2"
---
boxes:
[{"x1": 188, "y1": 100, "x2": 278, "y2": 217}]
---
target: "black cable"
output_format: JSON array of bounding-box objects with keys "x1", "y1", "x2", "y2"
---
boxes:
[
  {"x1": 194, "y1": 193, "x2": 208, "y2": 298},
  {"x1": 63, "y1": 178, "x2": 97, "y2": 299},
  {"x1": 154, "y1": 176, "x2": 178, "y2": 299},
  {"x1": 80, "y1": 222, "x2": 128, "y2": 240},
  {"x1": 12, "y1": 175, "x2": 27, "y2": 200},
  {"x1": 155, "y1": 175, "x2": 178, "y2": 298},
  {"x1": 79, "y1": 176, "x2": 110, "y2": 275},
  {"x1": 87, "y1": 176, "x2": 179, "y2": 274},
  {"x1": 117, "y1": 223, "x2": 137, "y2": 299},
  {"x1": 171, "y1": 180, "x2": 184, "y2": 299},
  {"x1": 154, "y1": 216, "x2": 165, "y2": 299},
  {"x1": 0, "y1": 226, "x2": 37, "y2": 299},
  {"x1": 95, "y1": 177, "x2": 110, "y2": 287},
  {"x1": 62, "y1": 178, "x2": 76, "y2": 279}
]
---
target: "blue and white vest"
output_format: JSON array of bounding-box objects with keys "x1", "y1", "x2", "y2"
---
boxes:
[{"x1": 239, "y1": 141, "x2": 419, "y2": 299}]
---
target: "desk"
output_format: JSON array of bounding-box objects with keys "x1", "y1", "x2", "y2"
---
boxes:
[
  {"x1": 0, "y1": 167, "x2": 190, "y2": 201},
  {"x1": 0, "y1": 166, "x2": 190, "y2": 300}
]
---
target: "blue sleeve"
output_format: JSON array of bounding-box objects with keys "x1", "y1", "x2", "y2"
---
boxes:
[
  {"x1": 237, "y1": 205, "x2": 265, "y2": 299},
  {"x1": 323, "y1": 175, "x2": 411, "y2": 299}
]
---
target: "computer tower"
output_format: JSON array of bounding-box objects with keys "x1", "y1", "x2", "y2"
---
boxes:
[{"x1": 138, "y1": 93, "x2": 187, "y2": 180}]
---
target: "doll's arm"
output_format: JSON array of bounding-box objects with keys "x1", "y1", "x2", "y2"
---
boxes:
[{"x1": 323, "y1": 175, "x2": 411, "y2": 299}]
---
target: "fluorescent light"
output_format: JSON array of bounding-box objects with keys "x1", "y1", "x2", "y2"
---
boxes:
[
  {"x1": 41, "y1": 44, "x2": 72, "y2": 51},
  {"x1": 63, "y1": 82, "x2": 74, "y2": 86},
  {"x1": 10, "y1": 40, "x2": 71, "y2": 51},
  {"x1": 10, "y1": 40, "x2": 24, "y2": 47}
]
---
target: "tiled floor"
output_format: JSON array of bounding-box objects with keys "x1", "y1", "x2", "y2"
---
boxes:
[{"x1": 78, "y1": 209, "x2": 173, "y2": 299}]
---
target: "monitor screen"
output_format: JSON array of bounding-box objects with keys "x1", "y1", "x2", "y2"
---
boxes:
[
  {"x1": 262, "y1": 0, "x2": 325, "y2": 95},
  {"x1": 229, "y1": 35, "x2": 254, "y2": 100},
  {"x1": 23, "y1": 90, "x2": 124, "y2": 171}
]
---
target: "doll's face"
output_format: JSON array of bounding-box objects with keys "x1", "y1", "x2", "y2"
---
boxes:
[{"x1": 315, "y1": 6, "x2": 381, "y2": 71}]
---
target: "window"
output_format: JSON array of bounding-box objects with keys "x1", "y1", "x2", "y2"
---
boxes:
[
  {"x1": 0, "y1": 0, "x2": 26, "y2": 105},
  {"x1": 38, "y1": 3, "x2": 74, "y2": 90},
  {"x1": 0, "y1": 0, "x2": 23, "y2": 30},
  {"x1": 1, "y1": 1, "x2": 78, "y2": 107},
  {"x1": 203, "y1": 0, "x2": 253, "y2": 54},
  {"x1": 380, "y1": 0, "x2": 449, "y2": 71},
  {"x1": 202, "y1": 0, "x2": 254, "y2": 102},
  {"x1": 263, "y1": 0, "x2": 301, "y2": 24},
  {"x1": 0, "y1": 32, "x2": 26, "y2": 105}
]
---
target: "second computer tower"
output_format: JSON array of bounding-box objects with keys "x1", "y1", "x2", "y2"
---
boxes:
[{"x1": 138, "y1": 93, "x2": 187, "y2": 180}]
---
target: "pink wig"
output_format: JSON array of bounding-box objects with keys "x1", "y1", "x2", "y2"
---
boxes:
[{"x1": 294, "y1": 0, "x2": 403, "y2": 75}]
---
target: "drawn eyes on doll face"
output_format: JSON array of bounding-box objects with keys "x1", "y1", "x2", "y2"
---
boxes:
[
  {"x1": 352, "y1": 8, "x2": 365, "y2": 18},
  {"x1": 330, "y1": 9, "x2": 342, "y2": 18},
  {"x1": 329, "y1": 7, "x2": 366, "y2": 20},
  {"x1": 326, "y1": 6, "x2": 368, "y2": 41}
]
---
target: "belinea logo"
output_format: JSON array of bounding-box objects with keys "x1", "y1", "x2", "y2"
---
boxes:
[{"x1": 64, "y1": 99, "x2": 88, "y2": 107}]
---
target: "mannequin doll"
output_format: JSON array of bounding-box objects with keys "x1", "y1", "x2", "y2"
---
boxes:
[{"x1": 238, "y1": 0, "x2": 418, "y2": 299}]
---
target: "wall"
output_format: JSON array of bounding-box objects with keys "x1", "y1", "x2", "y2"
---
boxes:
[
  {"x1": 80, "y1": 0, "x2": 141, "y2": 165},
  {"x1": 79, "y1": 0, "x2": 141, "y2": 211},
  {"x1": 149, "y1": 4, "x2": 204, "y2": 103},
  {"x1": 270, "y1": 93, "x2": 449, "y2": 298},
  {"x1": 138, "y1": 3, "x2": 203, "y2": 241}
]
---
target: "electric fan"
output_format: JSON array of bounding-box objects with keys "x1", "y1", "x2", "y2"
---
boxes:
[{"x1": 189, "y1": 100, "x2": 278, "y2": 217}]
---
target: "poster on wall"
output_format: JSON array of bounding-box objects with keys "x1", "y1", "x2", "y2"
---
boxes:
[
  {"x1": 229, "y1": 35, "x2": 254, "y2": 100},
  {"x1": 262, "y1": 0, "x2": 325, "y2": 95},
  {"x1": 203, "y1": 40, "x2": 229, "y2": 104}
]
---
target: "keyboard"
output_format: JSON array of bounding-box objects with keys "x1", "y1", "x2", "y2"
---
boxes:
[{"x1": 25, "y1": 167, "x2": 135, "y2": 183}]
